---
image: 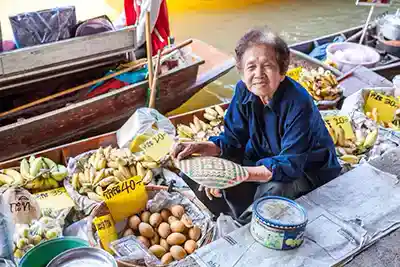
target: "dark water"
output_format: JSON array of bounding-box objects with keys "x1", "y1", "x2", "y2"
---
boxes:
[{"x1": 167, "y1": 0, "x2": 400, "y2": 114}]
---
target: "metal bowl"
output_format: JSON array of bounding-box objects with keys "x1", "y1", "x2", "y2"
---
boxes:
[{"x1": 46, "y1": 247, "x2": 117, "y2": 267}]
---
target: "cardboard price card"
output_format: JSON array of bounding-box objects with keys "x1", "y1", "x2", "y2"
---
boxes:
[
  {"x1": 93, "y1": 214, "x2": 118, "y2": 254},
  {"x1": 287, "y1": 67, "x2": 303, "y2": 81},
  {"x1": 34, "y1": 187, "x2": 75, "y2": 210},
  {"x1": 103, "y1": 176, "x2": 148, "y2": 222},
  {"x1": 364, "y1": 91, "x2": 399, "y2": 123},
  {"x1": 139, "y1": 130, "x2": 174, "y2": 161},
  {"x1": 324, "y1": 115, "x2": 355, "y2": 140}
]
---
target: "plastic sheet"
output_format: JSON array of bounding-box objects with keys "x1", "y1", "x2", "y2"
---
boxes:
[
  {"x1": 0, "y1": 194, "x2": 14, "y2": 263},
  {"x1": 116, "y1": 108, "x2": 176, "y2": 150},
  {"x1": 9, "y1": 6, "x2": 76, "y2": 48}
]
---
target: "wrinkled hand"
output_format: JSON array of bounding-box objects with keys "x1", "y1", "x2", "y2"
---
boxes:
[
  {"x1": 198, "y1": 185, "x2": 222, "y2": 200},
  {"x1": 171, "y1": 141, "x2": 221, "y2": 160}
]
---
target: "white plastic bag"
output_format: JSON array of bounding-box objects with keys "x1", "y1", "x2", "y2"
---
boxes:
[
  {"x1": 116, "y1": 108, "x2": 176, "y2": 149},
  {"x1": 0, "y1": 195, "x2": 14, "y2": 262}
]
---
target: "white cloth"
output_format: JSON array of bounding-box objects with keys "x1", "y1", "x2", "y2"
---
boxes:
[{"x1": 113, "y1": 0, "x2": 162, "y2": 48}]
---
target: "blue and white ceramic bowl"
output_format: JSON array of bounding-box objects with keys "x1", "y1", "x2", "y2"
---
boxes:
[{"x1": 250, "y1": 196, "x2": 308, "y2": 250}]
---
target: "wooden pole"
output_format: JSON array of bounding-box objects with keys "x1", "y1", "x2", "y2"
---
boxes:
[
  {"x1": 0, "y1": 39, "x2": 193, "y2": 119},
  {"x1": 145, "y1": 11, "x2": 154, "y2": 99},
  {"x1": 149, "y1": 49, "x2": 163, "y2": 108}
]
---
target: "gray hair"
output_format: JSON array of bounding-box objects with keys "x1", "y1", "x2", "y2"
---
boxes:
[{"x1": 235, "y1": 27, "x2": 290, "y2": 75}]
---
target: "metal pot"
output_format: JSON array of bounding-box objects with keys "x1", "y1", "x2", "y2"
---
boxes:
[{"x1": 381, "y1": 14, "x2": 400, "y2": 40}]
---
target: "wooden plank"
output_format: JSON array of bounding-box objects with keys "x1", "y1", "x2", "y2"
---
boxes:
[{"x1": 0, "y1": 26, "x2": 136, "y2": 77}]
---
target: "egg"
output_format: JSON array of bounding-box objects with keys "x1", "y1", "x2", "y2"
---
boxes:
[
  {"x1": 166, "y1": 233, "x2": 186, "y2": 246},
  {"x1": 128, "y1": 215, "x2": 141, "y2": 231},
  {"x1": 140, "y1": 211, "x2": 151, "y2": 223},
  {"x1": 158, "y1": 222, "x2": 171, "y2": 239},
  {"x1": 170, "y1": 245, "x2": 187, "y2": 260},
  {"x1": 160, "y1": 209, "x2": 172, "y2": 222},
  {"x1": 170, "y1": 205, "x2": 185, "y2": 219},
  {"x1": 170, "y1": 221, "x2": 186, "y2": 233},
  {"x1": 138, "y1": 222, "x2": 154, "y2": 239},
  {"x1": 184, "y1": 240, "x2": 197, "y2": 254},
  {"x1": 149, "y1": 213, "x2": 162, "y2": 228}
]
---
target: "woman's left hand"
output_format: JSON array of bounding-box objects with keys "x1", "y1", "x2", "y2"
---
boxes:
[{"x1": 198, "y1": 185, "x2": 222, "y2": 200}]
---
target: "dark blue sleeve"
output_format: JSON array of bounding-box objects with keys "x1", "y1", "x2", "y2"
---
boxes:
[
  {"x1": 257, "y1": 101, "x2": 315, "y2": 182},
  {"x1": 209, "y1": 84, "x2": 249, "y2": 164}
]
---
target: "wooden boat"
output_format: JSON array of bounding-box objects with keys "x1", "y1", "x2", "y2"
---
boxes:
[
  {"x1": 0, "y1": 58, "x2": 391, "y2": 169},
  {"x1": 0, "y1": 39, "x2": 235, "y2": 162},
  {"x1": 290, "y1": 23, "x2": 400, "y2": 81}
]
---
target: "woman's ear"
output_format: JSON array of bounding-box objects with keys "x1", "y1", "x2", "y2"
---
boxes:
[{"x1": 280, "y1": 74, "x2": 286, "y2": 82}]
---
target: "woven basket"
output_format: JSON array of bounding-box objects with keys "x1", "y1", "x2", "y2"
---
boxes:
[{"x1": 87, "y1": 185, "x2": 213, "y2": 267}]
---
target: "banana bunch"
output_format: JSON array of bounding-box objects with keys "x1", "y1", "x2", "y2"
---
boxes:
[
  {"x1": 325, "y1": 122, "x2": 378, "y2": 165},
  {"x1": 177, "y1": 106, "x2": 225, "y2": 142},
  {"x1": 71, "y1": 146, "x2": 158, "y2": 202},
  {"x1": 366, "y1": 107, "x2": 400, "y2": 131},
  {"x1": 0, "y1": 156, "x2": 68, "y2": 193},
  {"x1": 299, "y1": 67, "x2": 342, "y2": 101}
]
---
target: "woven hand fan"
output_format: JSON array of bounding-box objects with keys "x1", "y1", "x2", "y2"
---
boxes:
[{"x1": 176, "y1": 156, "x2": 249, "y2": 189}]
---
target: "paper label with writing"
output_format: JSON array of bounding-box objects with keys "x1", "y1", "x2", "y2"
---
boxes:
[
  {"x1": 364, "y1": 91, "x2": 399, "y2": 123},
  {"x1": 287, "y1": 67, "x2": 303, "y2": 81},
  {"x1": 34, "y1": 187, "x2": 75, "y2": 210},
  {"x1": 139, "y1": 130, "x2": 174, "y2": 161},
  {"x1": 104, "y1": 176, "x2": 148, "y2": 222},
  {"x1": 324, "y1": 115, "x2": 355, "y2": 140},
  {"x1": 93, "y1": 214, "x2": 118, "y2": 254}
]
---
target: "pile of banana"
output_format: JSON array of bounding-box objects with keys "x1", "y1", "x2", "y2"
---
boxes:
[
  {"x1": 177, "y1": 106, "x2": 225, "y2": 142},
  {"x1": 366, "y1": 107, "x2": 400, "y2": 131},
  {"x1": 325, "y1": 122, "x2": 378, "y2": 165},
  {"x1": 0, "y1": 156, "x2": 68, "y2": 193},
  {"x1": 299, "y1": 67, "x2": 342, "y2": 101},
  {"x1": 71, "y1": 146, "x2": 160, "y2": 202}
]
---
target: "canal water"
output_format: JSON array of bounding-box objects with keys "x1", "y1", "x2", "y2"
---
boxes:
[{"x1": 2, "y1": 0, "x2": 400, "y2": 114}]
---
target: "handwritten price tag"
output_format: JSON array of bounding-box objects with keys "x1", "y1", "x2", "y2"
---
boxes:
[
  {"x1": 139, "y1": 131, "x2": 174, "y2": 161},
  {"x1": 34, "y1": 187, "x2": 75, "y2": 210},
  {"x1": 364, "y1": 91, "x2": 399, "y2": 123},
  {"x1": 93, "y1": 214, "x2": 118, "y2": 254},
  {"x1": 104, "y1": 176, "x2": 148, "y2": 222},
  {"x1": 324, "y1": 115, "x2": 355, "y2": 140},
  {"x1": 287, "y1": 67, "x2": 303, "y2": 81}
]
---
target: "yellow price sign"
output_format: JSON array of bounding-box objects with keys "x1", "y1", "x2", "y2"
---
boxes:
[
  {"x1": 93, "y1": 214, "x2": 118, "y2": 254},
  {"x1": 34, "y1": 187, "x2": 75, "y2": 210},
  {"x1": 364, "y1": 91, "x2": 399, "y2": 123},
  {"x1": 104, "y1": 176, "x2": 148, "y2": 222},
  {"x1": 139, "y1": 131, "x2": 174, "y2": 161},
  {"x1": 324, "y1": 115, "x2": 355, "y2": 140},
  {"x1": 287, "y1": 67, "x2": 303, "y2": 81}
]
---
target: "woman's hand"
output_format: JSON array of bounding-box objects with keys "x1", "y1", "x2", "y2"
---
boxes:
[
  {"x1": 198, "y1": 185, "x2": 222, "y2": 200},
  {"x1": 245, "y1": 166, "x2": 273, "y2": 182},
  {"x1": 171, "y1": 141, "x2": 221, "y2": 160}
]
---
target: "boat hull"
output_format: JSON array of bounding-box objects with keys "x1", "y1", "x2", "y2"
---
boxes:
[{"x1": 0, "y1": 39, "x2": 235, "y2": 162}]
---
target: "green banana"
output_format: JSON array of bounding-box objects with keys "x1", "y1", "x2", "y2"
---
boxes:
[
  {"x1": 43, "y1": 158, "x2": 57, "y2": 171},
  {"x1": 30, "y1": 157, "x2": 44, "y2": 176},
  {"x1": 50, "y1": 165, "x2": 68, "y2": 182},
  {"x1": 3, "y1": 169, "x2": 23, "y2": 186},
  {"x1": 363, "y1": 129, "x2": 378, "y2": 149}
]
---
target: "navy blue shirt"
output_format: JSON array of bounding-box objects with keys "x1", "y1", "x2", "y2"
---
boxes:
[{"x1": 210, "y1": 77, "x2": 341, "y2": 185}]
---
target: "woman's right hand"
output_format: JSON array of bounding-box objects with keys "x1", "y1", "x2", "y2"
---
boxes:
[{"x1": 171, "y1": 141, "x2": 221, "y2": 160}]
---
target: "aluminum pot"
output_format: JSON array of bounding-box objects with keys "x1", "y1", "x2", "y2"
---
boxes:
[{"x1": 381, "y1": 14, "x2": 400, "y2": 41}]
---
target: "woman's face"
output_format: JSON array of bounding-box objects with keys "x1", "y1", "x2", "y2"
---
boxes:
[{"x1": 240, "y1": 44, "x2": 285, "y2": 100}]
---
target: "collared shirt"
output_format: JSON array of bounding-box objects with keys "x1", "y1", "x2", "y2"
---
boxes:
[{"x1": 209, "y1": 77, "x2": 341, "y2": 184}]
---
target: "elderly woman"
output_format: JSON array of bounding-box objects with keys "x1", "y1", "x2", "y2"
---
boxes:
[{"x1": 172, "y1": 27, "x2": 341, "y2": 223}]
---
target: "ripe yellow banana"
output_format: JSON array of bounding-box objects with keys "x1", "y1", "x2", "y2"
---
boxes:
[
  {"x1": 98, "y1": 176, "x2": 118, "y2": 187},
  {"x1": 363, "y1": 129, "x2": 378, "y2": 148},
  {"x1": 118, "y1": 164, "x2": 132, "y2": 179},
  {"x1": 107, "y1": 161, "x2": 119, "y2": 169},
  {"x1": 71, "y1": 173, "x2": 81, "y2": 190},
  {"x1": 96, "y1": 158, "x2": 107, "y2": 171},
  {"x1": 355, "y1": 129, "x2": 366, "y2": 147},
  {"x1": 3, "y1": 169, "x2": 23, "y2": 185},
  {"x1": 129, "y1": 164, "x2": 137, "y2": 177},
  {"x1": 143, "y1": 170, "x2": 153, "y2": 185},
  {"x1": 113, "y1": 170, "x2": 126, "y2": 182},
  {"x1": 215, "y1": 105, "x2": 225, "y2": 117},
  {"x1": 47, "y1": 178, "x2": 59, "y2": 189},
  {"x1": 0, "y1": 173, "x2": 14, "y2": 185},
  {"x1": 336, "y1": 126, "x2": 346, "y2": 147},
  {"x1": 141, "y1": 161, "x2": 159, "y2": 169},
  {"x1": 92, "y1": 169, "x2": 106, "y2": 186},
  {"x1": 136, "y1": 162, "x2": 146, "y2": 178},
  {"x1": 205, "y1": 107, "x2": 218, "y2": 117},
  {"x1": 193, "y1": 116, "x2": 202, "y2": 132},
  {"x1": 87, "y1": 192, "x2": 103, "y2": 202},
  {"x1": 189, "y1": 123, "x2": 199, "y2": 134},
  {"x1": 340, "y1": 155, "x2": 360, "y2": 165},
  {"x1": 203, "y1": 113, "x2": 217, "y2": 121}
]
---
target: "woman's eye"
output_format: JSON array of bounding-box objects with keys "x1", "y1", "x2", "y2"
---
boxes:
[{"x1": 247, "y1": 65, "x2": 255, "y2": 70}]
